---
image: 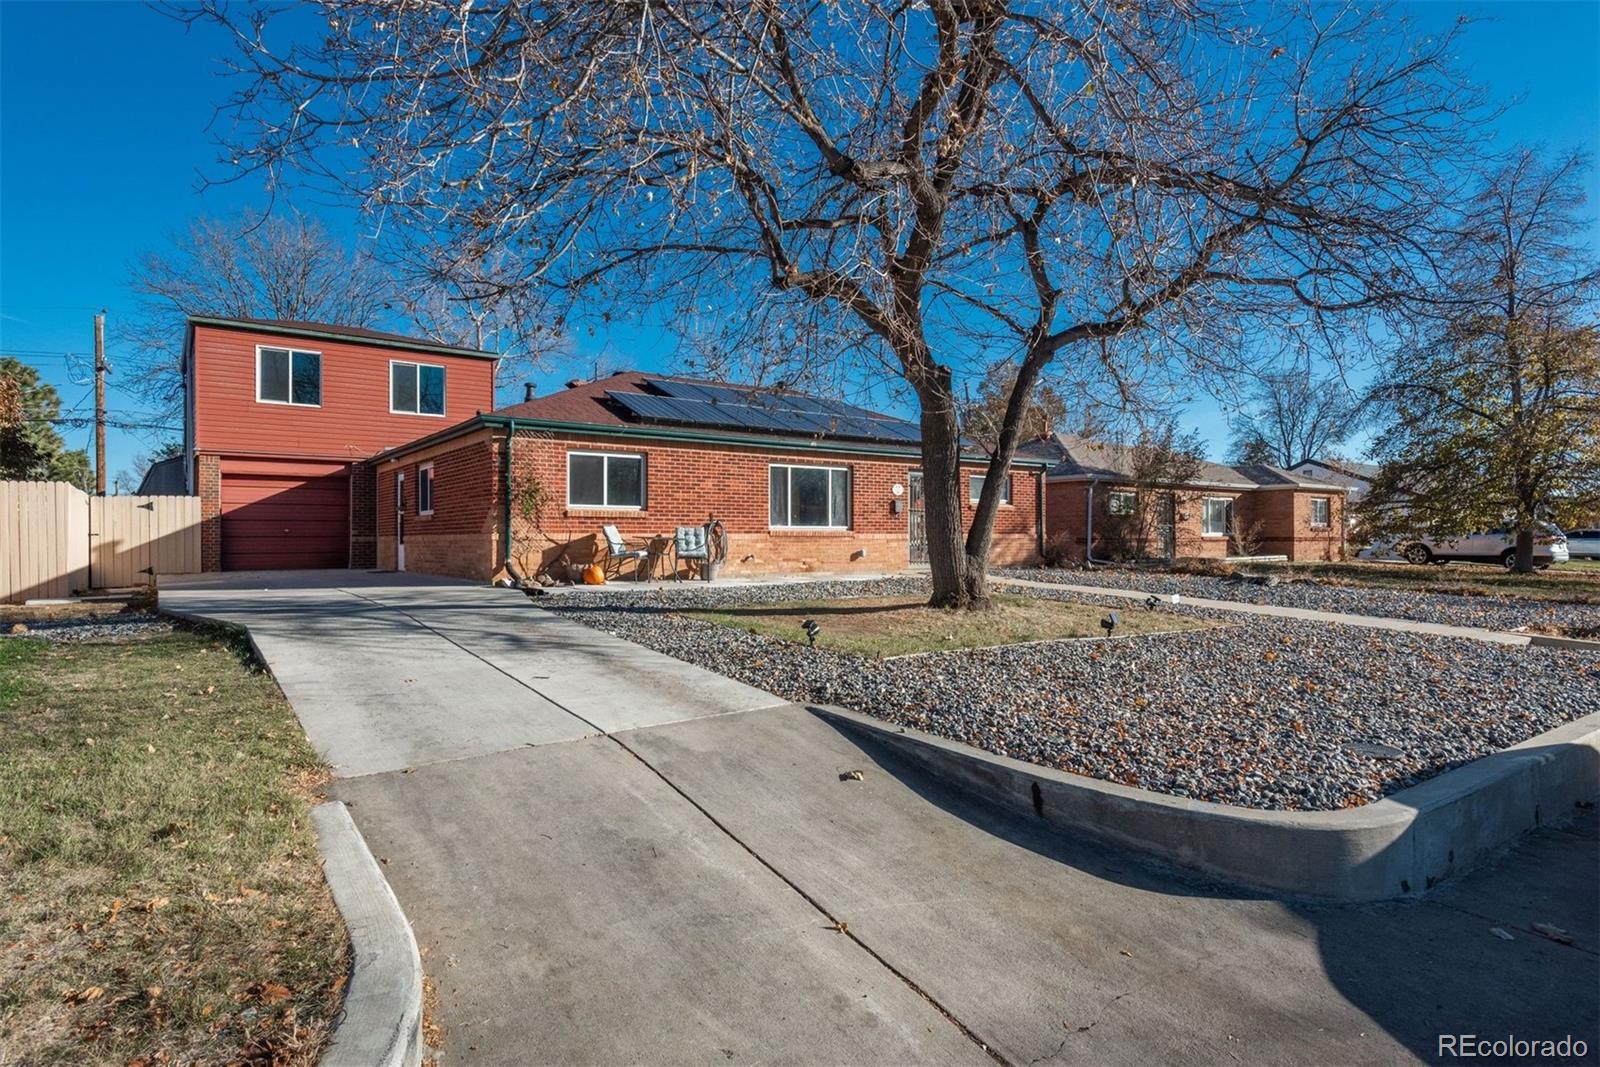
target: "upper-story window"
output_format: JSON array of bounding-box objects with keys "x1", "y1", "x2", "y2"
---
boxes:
[
  {"x1": 391, "y1": 361, "x2": 447, "y2": 416},
  {"x1": 257, "y1": 346, "x2": 321, "y2": 406}
]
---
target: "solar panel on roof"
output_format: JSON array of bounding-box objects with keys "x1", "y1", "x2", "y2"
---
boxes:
[
  {"x1": 609, "y1": 389, "x2": 920, "y2": 444},
  {"x1": 643, "y1": 377, "x2": 899, "y2": 424}
]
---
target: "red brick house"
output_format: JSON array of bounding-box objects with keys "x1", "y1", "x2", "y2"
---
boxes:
[
  {"x1": 1041, "y1": 434, "x2": 1348, "y2": 562},
  {"x1": 182, "y1": 316, "x2": 498, "y2": 570},
  {"x1": 367, "y1": 373, "x2": 1051, "y2": 581}
]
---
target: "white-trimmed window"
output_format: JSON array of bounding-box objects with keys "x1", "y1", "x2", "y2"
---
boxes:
[
  {"x1": 1309, "y1": 496, "x2": 1331, "y2": 528},
  {"x1": 417, "y1": 463, "x2": 435, "y2": 516},
  {"x1": 256, "y1": 346, "x2": 321, "y2": 406},
  {"x1": 770, "y1": 464, "x2": 850, "y2": 529},
  {"x1": 568, "y1": 451, "x2": 645, "y2": 509},
  {"x1": 969, "y1": 474, "x2": 1012, "y2": 505},
  {"x1": 1202, "y1": 496, "x2": 1233, "y2": 537},
  {"x1": 1108, "y1": 490, "x2": 1136, "y2": 515},
  {"x1": 390, "y1": 360, "x2": 447, "y2": 416}
]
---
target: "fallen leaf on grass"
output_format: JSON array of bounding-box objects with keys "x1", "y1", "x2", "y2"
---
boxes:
[
  {"x1": 64, "y1": 985, "x2": 105, "y2": 1004},
  {"x1": 250, "y1": 981, "x2": 293, "y2": 1005}
]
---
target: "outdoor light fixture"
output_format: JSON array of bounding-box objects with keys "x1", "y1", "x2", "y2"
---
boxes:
[
  {"x1": 1144, "y1": 594, "x2": 1159, "y2": 611},
  {"x1": 801, "y1": 619, "x2": 821, "y2": 647},
  {"x1": 1100, "y1": 611, "x2": 1119, "y2": 637}
]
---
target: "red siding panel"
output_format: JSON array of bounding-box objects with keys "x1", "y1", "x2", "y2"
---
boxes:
[{"x1": 192, "y1": 323, "x2": 496, "y2": 460}]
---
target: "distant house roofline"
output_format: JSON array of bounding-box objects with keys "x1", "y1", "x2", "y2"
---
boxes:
[{"x1": 187, "y1": 315, "x2": 502, "y2": 362}]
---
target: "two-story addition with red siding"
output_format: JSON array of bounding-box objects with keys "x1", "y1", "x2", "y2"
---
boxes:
[{"x1": 182, "y1": 316, "x2": 499, "y2": 571}]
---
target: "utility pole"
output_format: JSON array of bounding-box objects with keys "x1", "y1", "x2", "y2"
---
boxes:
[{"x1": 94, "y1": 310, "x2": 107, "y2": 496}]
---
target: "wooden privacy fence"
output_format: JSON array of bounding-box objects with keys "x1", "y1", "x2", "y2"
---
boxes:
[{"x1": 1, "y1": 481, "x2": 201, "y2": 603}]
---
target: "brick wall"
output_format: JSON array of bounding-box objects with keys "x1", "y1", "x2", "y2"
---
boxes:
[
  {"x1": 197, "y1": 453, "x2": 222, "y2": 572},
  {"x1": 349, "y1": 464, "x2": 377, "y2": 570},
  {"x1": 1045, "y1": 480, "x2": 1346, "y2": 562},
  {"x1": 1244, "y1": 489, "x2": 1345, "y2": 561},
  {"x1": 373, "y1": 427, "x2": 1044, "y2": 582}
]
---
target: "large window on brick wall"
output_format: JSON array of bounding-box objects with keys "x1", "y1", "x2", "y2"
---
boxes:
[
  {"x1": 770, "y1": 464, "x2": 850, "y2": 529},
  {"x1": 1309, "y1": 496, "x2": 1331, "y2": 528},
  {"x1": 568, "y1": 451, "x2": 645, "y2": 509},
  {"x1": 1201, "y1": 496, "x2": 1234, "y2": 536}
]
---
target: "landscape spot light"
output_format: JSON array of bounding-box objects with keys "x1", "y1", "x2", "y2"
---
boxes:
[
  {"x1": 1144, "y1": 594, "x2": 1159, "y2": 611},
  {"x1": 1100, "y1": 611, "x2": 1119, "y2": 637},
  {"x1": 801, "y1": 619, "x2": 821, "y2": 648}
]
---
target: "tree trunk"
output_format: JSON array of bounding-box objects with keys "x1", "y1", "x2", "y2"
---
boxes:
[
  {"x1": 919, "y1": 398, "x2": 981, "y2": 608},
  {"x1": 1514, "y1": 527, "x2": 1535, "y2": 573}
]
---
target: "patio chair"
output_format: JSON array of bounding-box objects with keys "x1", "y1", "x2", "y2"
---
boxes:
[
  {"x1": 602, "y1": 524, "x2": 651, "y2": 581},
  {"x1": 672, "y1": 524, "x2": 710, "y2": 580}
]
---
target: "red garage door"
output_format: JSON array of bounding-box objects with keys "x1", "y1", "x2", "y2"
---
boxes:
[{"x1": 221, "y1": 468, "x2": 350, "y2": 570}]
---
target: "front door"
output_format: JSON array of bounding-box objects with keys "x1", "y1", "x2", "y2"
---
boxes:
[
  {"x1": 907, "y1": 471, "x2": 927, "y2": 564},
  {"x1": 395, "y1": 471, "x2": 407, "y2": 571}
]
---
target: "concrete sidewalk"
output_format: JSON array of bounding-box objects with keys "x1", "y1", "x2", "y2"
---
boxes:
[
  {"x1": 994, "y1": 574, "x2": 1536, "y2": 646},
  {"x1": 166, "y1": 569, "x2": 1599, "y2": 1065}
]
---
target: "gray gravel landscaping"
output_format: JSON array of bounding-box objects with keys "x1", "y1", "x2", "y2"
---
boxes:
[
  {"x1": 1, "y1": 613, "x2": 173, "y2": 643},
  {"x1": 545, "y1": 578, "x2": 1600, "y2": 812},
  {"x1": 996, "y1": 565, "x2": 1600, "y2": 634}
]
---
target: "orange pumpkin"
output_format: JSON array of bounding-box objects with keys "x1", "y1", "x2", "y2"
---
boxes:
[{"x1": 582, "y1": 563, "x2": 606, "y2": 585}]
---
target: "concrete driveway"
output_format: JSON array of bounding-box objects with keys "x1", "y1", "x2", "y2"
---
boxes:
[{"x1": 164, "y1": 571, "x2": 1600, "y2": 1065}]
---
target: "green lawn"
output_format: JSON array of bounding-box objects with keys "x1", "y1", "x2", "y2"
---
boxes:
[
  {"x1": 0, "y1": 628, "x2": 347, "y2": 1066},
  {"x1": 684, "y1": 593, "x2": 1205, "y2": 657}
]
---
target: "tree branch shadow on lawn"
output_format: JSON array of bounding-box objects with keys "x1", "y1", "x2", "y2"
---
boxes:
[{"x1": 808, "y1": 711, "x2": 1600, "y2": 1064}]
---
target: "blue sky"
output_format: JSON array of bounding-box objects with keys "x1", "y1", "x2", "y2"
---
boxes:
[{"x1": 2, "y1": 1, "x2": 1597, "y2": 485}]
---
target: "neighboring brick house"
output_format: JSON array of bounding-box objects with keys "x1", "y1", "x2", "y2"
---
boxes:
[
  {"x1": 1042, "y1": 434, "x2": 1348, "y2": 562},
  {"x1": 180, "y1": 316, "x2": 498, "y2": 570},
  {"x1": 367, "y1": 372, "x2": 1050, "y2": 582}
]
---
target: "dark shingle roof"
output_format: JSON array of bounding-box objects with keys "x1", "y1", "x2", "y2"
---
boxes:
[{"x1": 1045, "y1": 434, "x2": 1347, "y2": 491}]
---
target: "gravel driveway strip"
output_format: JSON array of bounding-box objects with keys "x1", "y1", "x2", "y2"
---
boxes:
[
  {"x1": 997, "y1": 566, "x2": 1600, "y2": 633},
  {"x1": 547, "y1": 578, "x2": 1600, "y2": 811}
]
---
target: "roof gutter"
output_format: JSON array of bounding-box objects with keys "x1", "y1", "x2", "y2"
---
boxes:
[{"x1": 187, "y1": 315, "x2": 501, "y2": 362}]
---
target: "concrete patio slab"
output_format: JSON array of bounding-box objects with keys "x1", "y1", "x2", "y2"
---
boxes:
[{"x1": 333, "y1": 737, "x2": 989, "y2": 1066}]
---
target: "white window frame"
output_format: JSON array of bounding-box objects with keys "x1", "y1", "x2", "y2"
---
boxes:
[
  {"x1": 1201, "y1": 496, "x2": 1233, "y2": 537},
  {"x1": 969, "y1": 473, "x2": 1012, "y2": 505},
  {"x1": 255, "y1": 344, "x2": 322, "y2": 407},
  {"x1": 389, "y1": 359, "x2": 448, "y2": 417},
  {"x1": 566, "y1": 450, "x2": 646, "y2": 510},
  {"x1": 769, "y1": 464, "x2": 851, "y2": 530},
  {"x1": 1108, "y1": 490, "x2": 1136, "y2": 516},
  {"x1": 1309, "y1": 496, "x2": 1331, "y2": 529},
  {"x1": 417, "y1": 463, "x2": 435, "y2": 516}
]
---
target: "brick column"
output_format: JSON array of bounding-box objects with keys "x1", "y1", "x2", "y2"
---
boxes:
[
  {"x1": 349, "y1": 463, "x2": 377, "y2": 570},
  {"x1": 197, "y1": 453, "x2": 222, "y2": 572}
]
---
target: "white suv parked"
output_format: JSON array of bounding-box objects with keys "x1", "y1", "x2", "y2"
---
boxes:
[{"x1": 1399, "y1": 525, "x2": 1570, "y2": 569}]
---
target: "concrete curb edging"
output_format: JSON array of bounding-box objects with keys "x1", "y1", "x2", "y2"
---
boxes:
[
  {"x1": 812, "y1": 705, "x2": 1600, "y2": 902},
  {"x1": 311, "y1": 801, "x2": 423, "y2": 1067}
]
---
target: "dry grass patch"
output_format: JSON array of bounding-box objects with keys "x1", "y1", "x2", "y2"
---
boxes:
[
  {"x1": 1228, "y1": 559, "x2": 1600, "y2": 604},
  {"x1": 684, "y1": 593, "x2": 1206, "y2": 657},
  {"x1": 0, "y1": 628, "x2": 347, "y2": 1066}
]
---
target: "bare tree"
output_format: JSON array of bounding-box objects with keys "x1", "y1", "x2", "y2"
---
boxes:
[
  {"x1": 1227, "y1": 368, "x2": 1366, "y2": 469},
  {"x1": 121, "y1": 211, "x2": 395, "y2": 415},
  {"x1": 1361, "y1": 149, "x2": 1600, "y2": 572},
  {"x1": 188, "y1": 0, "x2": 1481, "y2": 607}
]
